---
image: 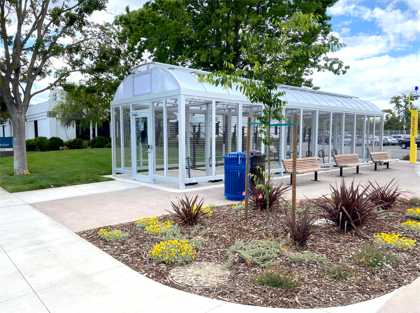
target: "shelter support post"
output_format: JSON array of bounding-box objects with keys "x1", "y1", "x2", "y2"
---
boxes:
[
  {"x1": 329, "y1": 111, "x2": 333, "y2": 163},
  {"x1": 362, "y1": 115, "x2": 367, "y2": 160},
  {"x1": 178, "y1": 95, "x2": 186, "y2": 189},
  {"x1": 212, "y1": 100, "x2": 216, "y2": 177},
  {"x1": 237, "y1": 103, "x2": 243, "y2": 152},
  {"x1": 205, "y1": 103, "x2": 211, "y2": 176},
  {"x1": 299, "y1": 109, "x2": 303, "y2": 158}
]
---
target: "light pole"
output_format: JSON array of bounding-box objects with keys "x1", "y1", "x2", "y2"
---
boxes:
[{"x1": 408, "y1": 86, "x2": 419, "y2": 163}]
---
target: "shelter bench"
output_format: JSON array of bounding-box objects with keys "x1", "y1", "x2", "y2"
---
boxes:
[
  {"x1": 370, "y1": 152, "x2": 399, "y2": 171},
  {"x1": 333, "y1": 154, "x2": 371, "y2": 177},
  {"x1": 282, "y1": 157, "x2": 331, "y2": 185}
]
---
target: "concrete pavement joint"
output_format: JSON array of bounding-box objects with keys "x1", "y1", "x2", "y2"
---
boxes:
[{"x1": 0, "y1": 245, "x2": 51, "y2": 312}]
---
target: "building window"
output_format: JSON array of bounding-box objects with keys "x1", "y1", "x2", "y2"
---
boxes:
[{"x1": 34, "y1": 120, "x2": 38, "y2": 138}]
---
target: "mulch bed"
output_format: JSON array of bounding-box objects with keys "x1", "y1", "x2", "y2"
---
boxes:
[{"x1": 78, "y1": 200, "x2": 420, "y2": 309}]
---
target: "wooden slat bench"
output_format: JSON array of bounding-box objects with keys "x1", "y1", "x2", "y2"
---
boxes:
[
  {"x1": 282, "y1": 157, "x2": 331, "y2": 185},
  {"x1": 333, "y1": 154, "x2": 371, "y2": 177},
  {"x1": 370, "y1": 152, "x2": 399, "y2": 171}
]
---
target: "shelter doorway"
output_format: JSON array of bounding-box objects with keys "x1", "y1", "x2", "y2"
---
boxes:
[{"x1": 132, "y1": 112, "x2": 153, "y2": 183}]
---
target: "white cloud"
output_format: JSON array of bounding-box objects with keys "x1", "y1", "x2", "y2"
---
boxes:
[
  {"x1": 340, "y1": 27, "x2": 351, "y2": 35},
  {"x1": 312, "y1": 54, "x2": 420, "y2": 110}
]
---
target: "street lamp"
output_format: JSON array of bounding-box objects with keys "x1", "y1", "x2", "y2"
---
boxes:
[{"x1": 408, "y1": 86, "x2": 419, "y2": 163}]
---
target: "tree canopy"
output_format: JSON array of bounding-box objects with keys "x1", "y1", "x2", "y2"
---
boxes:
[
  {"x1": 383, "y1": 94, "x2": 418, "y2": 131},
  {"x1": 116, "y1": 0, "x2": 349, "y2": 89}
]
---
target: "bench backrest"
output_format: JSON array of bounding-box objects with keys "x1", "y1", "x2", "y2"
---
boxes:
[
  {"x1": 370, "y1": 151, "x2": 390, "y2": 161},
  {"x1": 282, "y1": 157, "x2": 320, "y2": 172},
  {"x1": 333, "y1": 154, "x2": 360, "y2": 166}
]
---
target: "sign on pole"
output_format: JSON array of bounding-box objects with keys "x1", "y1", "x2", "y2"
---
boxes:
[{"x1": 410, "y1": 110, "x2": 418, "y2": 163}]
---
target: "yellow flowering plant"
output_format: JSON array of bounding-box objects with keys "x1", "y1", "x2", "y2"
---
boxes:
[
  {"x1": 232, "y1": 203, "x2": 245, "y2": 211},
  {"x1": 144, "y1": 220, "x2": 176, "y2": 236},
  {"x1": 97, "y1": 227, "x2": 130, "y2": 242},
  {"x1": 406, "y1": 208, "x2": 420, "y2": 221},
  {"x1": 149, "y1": 240, "x2": 196, "y2": 264},
  {"x1": 136, "y1": 217, "x2": 158, "y2": 228},
  {"x1": 373, "y1": 232, "x2": 416, "y2": 250},
  {"x1": 401, "y1": 220, "x2": 420, "y2": 232}
]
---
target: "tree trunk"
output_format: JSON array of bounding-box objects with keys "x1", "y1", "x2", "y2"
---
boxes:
[
  {"x1": 12, "y1": 111, "x2": 28, "y2": 175},
  {"x1": 266, "y1": 116, "x2": 270, "y2": 228}
]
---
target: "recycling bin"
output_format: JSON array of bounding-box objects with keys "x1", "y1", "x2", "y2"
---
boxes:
[{"x1": 223, "y1": 152, "x2": 252, "y2": 200}]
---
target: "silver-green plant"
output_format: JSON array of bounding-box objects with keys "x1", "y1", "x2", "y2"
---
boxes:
[
  {"x1": 226, "y1": 238, "x2": 285, "y2": 268},
  {"x1": 97, "y1": 227, "x2": 130, "y2": 242},
  {"x1": 287, "y1": 252, "x2": 326, "y2": 263}
]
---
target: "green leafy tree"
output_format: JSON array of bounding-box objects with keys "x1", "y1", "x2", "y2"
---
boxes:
[
  {"x1": 0, "y1": 0, "x2": 107, "y2": 175},
  {"x1": 52, "y1": 83, "x2": 110, "y2": 130},
  {"x1": 389, "y1": 95, "x2": 413, "y2": 132},
  {"x1": 116, "y1": 0, "x2": 348, "y2": 88},
  {"x1": 199, "y1": 12, "x2": 344, "y2": 227}
]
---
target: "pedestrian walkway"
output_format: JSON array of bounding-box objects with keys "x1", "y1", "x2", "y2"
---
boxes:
[
  {"x1": 26, "y1": 161, "x2": 420, "y2": 232},
  {"x1": 1, "y1": 161, "x2": 419, "y2": 312}
]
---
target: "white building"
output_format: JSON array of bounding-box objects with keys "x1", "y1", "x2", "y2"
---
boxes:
[{"x1": 1, "y1": 89, "x2": 76, "y2": 140}]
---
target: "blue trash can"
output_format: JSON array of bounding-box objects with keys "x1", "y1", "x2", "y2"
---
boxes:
[{"x1": 223, "y1": 152, "x2": 252, "y2": 200}]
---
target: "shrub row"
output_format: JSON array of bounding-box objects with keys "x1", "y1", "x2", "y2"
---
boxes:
[{"x1": 26, "y1": 136, "x2": 111, "y2": 151}]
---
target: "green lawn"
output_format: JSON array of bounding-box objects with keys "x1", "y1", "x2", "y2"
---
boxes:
[{"x1": 0, "y1": 149, "x2": 113, "y2": 193}]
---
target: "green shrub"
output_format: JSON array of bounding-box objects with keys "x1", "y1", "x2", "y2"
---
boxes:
[
  {"x1": 64, "y1": 138, "x2": 83, "y2": 149},
  {"x1": 47, "y1": 137, "x2": 64, "y2": 151},
  {"x1": 26, "y1": 139, "x2": 37, "y2": 151},
  {"x1": 408, "y1": 197, "x2": 420, "y2": 206},
  {"x1": 33, "y1": 136, "x2": 48, "y2": 151},
  {"x1": 350, "y1": 245, "x2": 398, "y2": 268},
  {"x1": 252, "y1": 269, "x2": 301, "y2": 290},
  {"x1": 226, "y1": 238, "x2": 285, "y2": 267},
  {"x1": 89, "y1": 136, "x2": 111, "y2": 148},
  {"x1": 105, "y1": 142, "x2": 111, "y2": 148},
  {"x1": 287, "y1": 252, "x2": 326, "y2": 263}
]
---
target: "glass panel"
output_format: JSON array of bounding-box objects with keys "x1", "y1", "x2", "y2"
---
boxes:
[
  {"x1": 154, "y1": 102, "x2": 164, "y2": 176},
  {"x1": 355, "y1": 115, "x2": 365, "y2": 158},
  {"x1": 332, "y1": 113, "x2": 342, "y2": 155},
  {"x1": 317, "y1": 111, "x2": 331, "y2": 164},
  {"x1": 287, "y1": 90, "x2": 310, "y2": 103},
  {"x1": 167, "y1": 105, "x2": 180, "y2": 179},
  {"x1": 302, "y1": 110, "x2": 315, "y2": 157},
  {"x1": 135, "y1": 116, "x2": 149, "y2": 175},
  {"x1": 133, "y1": 73, "x2": 151, "y2": 96},
  {"x1": 123, "y1": 107, "x2": 131, "y2": 171},
  {"x1": 170, "y1": 71, "x2": 206, "y2": 91},
  {"x1": 151, "y1": 68, "x2": 179, "y2": 93},
  {"x1": 114, "y1": 107, "x2": 121, "y2": 169}
]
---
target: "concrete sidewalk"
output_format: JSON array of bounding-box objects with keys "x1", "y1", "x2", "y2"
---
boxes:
[
  {"x1": 27, "y1": 161, "x2": 420, "y2": 232},
  {"x1": 1, "y1": 187, "x2": 418, "y2": 313},
  {"x1": 1, "y1": 161, "x2": 419, "y2": 312}
]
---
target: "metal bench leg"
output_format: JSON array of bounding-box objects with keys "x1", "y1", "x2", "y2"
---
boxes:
[
  {"x1": 386, "y1": 162, "x2": 390, "y2": 169},
  {"x1": 288, "y1": 174, "x2": 292, "y2": 186},
  {"x1": 338, "y1": 167, "x2": 344, "y2": 177},
  {"x1": 355, "y1": 166, "x2": 360, "y2": 174},
  {"x1": 311, "y1": 171, "x2": 321, "y2": 182},
  {"x1": 374, "y1": 163, "x2": 378, "y2": 171}
]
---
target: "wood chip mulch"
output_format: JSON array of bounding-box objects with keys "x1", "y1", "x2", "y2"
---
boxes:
[{"x1": 78, "y1": 200, "x2": 420, "y2": 309}]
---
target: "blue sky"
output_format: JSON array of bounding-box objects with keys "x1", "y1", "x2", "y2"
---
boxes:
[
  {"x1": 28, "y1": 0, "x2": 419, "y2": 110},
  {"x1": 311, "y1": 0, "x2": 420, "y2": 109}
]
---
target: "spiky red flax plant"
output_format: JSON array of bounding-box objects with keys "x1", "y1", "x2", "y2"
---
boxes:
[
  {"x1": 169, "y1": 194, "x2": 208, "y2": 226},
  {"x1": 283, "y1": 207, "x2": 316, "y2": 246},
  {"x1": 249, "y1": 180, "x2": 290, "y2": 211},
  {"x1": 310, "y1": 179, "x2": 381, "y2": 235},
  {"x1": 365, "y1": 179, "x2": 403, "y2": 210}
]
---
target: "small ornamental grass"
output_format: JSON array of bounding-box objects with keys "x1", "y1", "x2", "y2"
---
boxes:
[
  {"x1": 148, "y1": 240, "x2": 195, "y2": 264},
  {"x1": 97, "y1": 227, "x2": 130, "y2": 242},
  {"x1": 327, "y1": 264, "x2": 352, "y2": 281},
  {"x1": 249, "y1": 180, "x2": 290, "y2": 211},
  {"x1": 407, "y1": 197, "x2": 420, "y2": 206},
  {"x1": 373, "y1": 232, "x2": 416, "y2": 250},
  {"x1": 406, "y1": 208, "x2": 420, "y2": 221},
  {"x1": 401, "y1": 220, "x2": 420, "y2": 232},
  {"x1": 287, "y1": 252, "x2": 326, "y2": 264},
  {"x1": 283, "y1": 207, "x2": 316, "y2": 247},
  {"x1": 252, "y1": 269, "x2": 301, "y2": 291},
  {"x1": 350, "y1": 245, "x2": 398, "y2": 268}
]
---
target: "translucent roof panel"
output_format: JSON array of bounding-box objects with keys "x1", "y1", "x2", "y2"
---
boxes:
[
  {"x1": 113, "y1": 63, "x2": 383, "y2": 114},
  {"x1": 168, "y1": 70, "x2": 206, "y2": 92},
  {"x1": 151, "y1": 68, "x2": 180, "y2": 93}
]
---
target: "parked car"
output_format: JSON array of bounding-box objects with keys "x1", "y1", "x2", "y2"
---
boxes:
[
  {"x1": 355, "y1": 136, "x2": 371, "y2": 146},
  {"x1": 339, "y1": 135, "x2": 352, "y2": 146},
  {"x1": 392, "y1": 135, "x2": 408, "y2": 143},
  {"x1": 386, "y1": 136, "x2": 397, "y2": 145},
  {"x1": 383, "y1": 137, "x2": 389, "y2": 146},
  {"x1": 399, "y1": 137, "x2": 420, "y2": 149}
]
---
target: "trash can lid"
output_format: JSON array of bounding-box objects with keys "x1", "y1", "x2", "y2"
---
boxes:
[
  {"x1": 228, "y1": 152, "x2": 246, "y2": 156},
  {"x1": 250, "y1": 150, "x2": 262, "y2": 156}
]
